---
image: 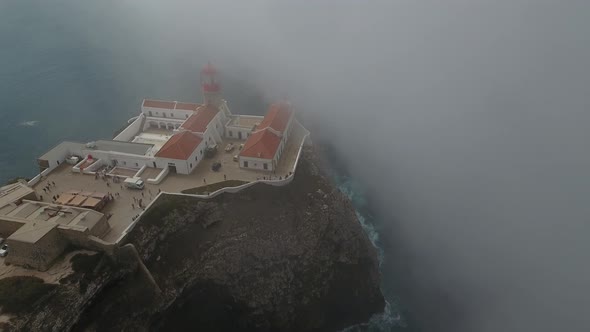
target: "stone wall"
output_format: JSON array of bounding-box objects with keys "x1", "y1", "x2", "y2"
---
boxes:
[
  {"x1": 57, "y1": 226, "x2": 116, "y2": 256},
  {"x1": 0, "y1": 218, "x2": 25, "y2": 238},
  {"x1": 89, "y1": 217, "x2": 110, "y2": 238},
  {"x1": 5, "y1": 228, "x2": 68, "y2": 271}
]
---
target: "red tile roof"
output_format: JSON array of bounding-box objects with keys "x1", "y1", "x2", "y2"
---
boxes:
[
  {"x1": 257, "y1": 102, "x2": 293, "y2": 133},
  {"x1": 239, "y1": 129, "x2": 281, "y2": 160},
  {"x1": 155, "y1": 131, "x2": 202, "y2": 160},
  {"x1": 143, "y1": 99, "x2": 176, "y2": 109},
  {"x1": 180, "y1": 104, "x2": 219, "y2": 133},
  {"x1": 175, "y1": 102, "x2": 200, "y2": 111}
]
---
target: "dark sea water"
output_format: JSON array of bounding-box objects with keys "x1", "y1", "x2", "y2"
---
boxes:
[
  {"x1": 329, "y1": 157, "x2": 407, "y2": 332},
  {"x1": 0, "y1": 0, "x2": 266, "y2": 185},
  {"x1": 0, "y1": 1, "x2": 401, "y2": 330}
]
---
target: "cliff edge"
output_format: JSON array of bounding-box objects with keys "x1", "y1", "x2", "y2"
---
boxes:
[{"x1": 6, "y1": 147, "x2": 384, "y2": 331}]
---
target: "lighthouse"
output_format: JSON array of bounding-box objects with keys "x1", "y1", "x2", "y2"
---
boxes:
[{"x1": 200, "y1": 62, "x2": 222, "y2": 108}]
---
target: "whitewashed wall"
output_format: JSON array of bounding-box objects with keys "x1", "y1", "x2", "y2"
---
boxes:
[
  {"x1": 146, "y1": 166, "x2": 169, "y2": 185},
  {"x1": 155, "y1": 157, "x2": 189, "y2": 174},
  {"x1": 239, "y1": 156, "x2": 275, "y2": 171},
  {"x1": 186, "y1": 139, "x2": 207, "y2": 173},
  {"x1": 39, "y1": 144, "x2": 69, "y2": 170},
  {"x1": 80, "y1": 149, "x2": 155, "y2": 170},
  {"x1": 114, "y1": 114, "x2": 145, "y2": 142},
  {"x1": 38, "y1": 142, "x2": 85, "y2": 171},
  {"x1": 145, "y1": 117, "x2": 185, "y2": 130},
  {"x1": 225, "y1": 126, "x2": 252, "y2": 140},
  {"x1": 142, "y1": 106, "x2": 193, "y2": 120}
]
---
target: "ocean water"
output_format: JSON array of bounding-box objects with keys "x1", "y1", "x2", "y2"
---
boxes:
[
  {"x1": 326, "y1": 145, "x2": 412, "y2": 332},
  {"x1": 0, "y1": 0, "x2": 265, "y2": 184},
  {"x1": 0, "y1": 1, "x2": 400, "y2": 330},
  {"x1": 333, "y1": 172, "x2": 404, "y2": 332}
]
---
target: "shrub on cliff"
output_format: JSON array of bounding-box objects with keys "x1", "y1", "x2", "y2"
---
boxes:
[{"x1": 0, "y1": 276, "x2": 55, "y2": 313}]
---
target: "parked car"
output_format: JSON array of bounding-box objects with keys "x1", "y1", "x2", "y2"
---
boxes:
[
  {"x1": 225, "y1": 143, "x2": 235, "y2": 152},
  {"x1": 211, "y1": 162, "x2": 222, "y2": 172},
  {"x1": 0, "y1": 244, "x2": 8, "y2": 257},
  {"x1": 233, "y1": 155, "x2": 239, "y2": 162},
  {"x1": 66, "y1": 156, "x2": 81, "y2": 165}
]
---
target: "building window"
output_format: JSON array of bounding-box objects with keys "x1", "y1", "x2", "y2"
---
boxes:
[
  {"x1": 149, "y1": 111, "x2": 153, "y2": 116},
  {"x1": 195, "y1": 155, "x2": 198, "y2": 161},
  {"x1": 190, "y1": 163, "x2": 193, "y2": 168},
  {"x1": 263, "y1": 163, "x2": 268, "y2": 170},
  {"x1": 123, "y1": 161, "x2": 126, "y2": 165},
  {"x1": 156, "y1": 112, "x2": 159, "y2": 115},
  {"x1": 186, "y1": 114, "x2": 189, "y2": 118},
  {"x1": 135, "y1": 163, "x2": 138, "y2": 167},
  {"x1": 229, "y1": 130, "x2": 233, "y2": 137},
  {"x1": 243, "y1": 161, "x2": 248, "y2": 168},
  {"x1": 170, "y1": 113, "x2": 173, "y2": 117},
  {"x1": 200, "y1": 150, "x2": 203, "y2": 155}
]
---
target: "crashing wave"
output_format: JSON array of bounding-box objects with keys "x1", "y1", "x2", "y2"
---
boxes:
[
  {"x1": 19, "y1": 120, "x2": 39, "y2": 127},
  {"x1": 335, "y1": 175, "x2": 404, "y2": 331}
]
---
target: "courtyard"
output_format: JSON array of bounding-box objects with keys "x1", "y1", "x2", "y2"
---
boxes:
[{"x1": 31, "y1": 120, "x2": 307, "y2": 243}]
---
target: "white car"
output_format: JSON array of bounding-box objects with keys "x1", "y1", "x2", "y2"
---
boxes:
[
  {"x1": 0, "y1": 244, "x2": 8, "y2": 257},
  {"x1": 124, "y1": 177, "x2": 144, "y2": 190}
]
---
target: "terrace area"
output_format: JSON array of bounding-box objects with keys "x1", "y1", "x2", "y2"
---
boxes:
[
  {"x1": 131, "y1": 127, "x2": 175, "y2": 156},
  {"x1": 227, "y1": 114, "x2": 263, "y2": 128},
  {"x1": 30, "y1": 120, "x2": 308, "y2": 243}
]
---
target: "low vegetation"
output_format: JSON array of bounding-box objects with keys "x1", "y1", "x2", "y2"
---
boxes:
[
  {"x1": 181, "y1": 180, "x2": 248, "y2": 195},
  {"x1": 0, "y1": 276, "x2": 55, "y2": 313},
  {"x1": 60, "y1": 253, "x2": 104, "y2": 294},
  {"x1": 70, "y1": 253, "x2": 103, "y2": 274}
]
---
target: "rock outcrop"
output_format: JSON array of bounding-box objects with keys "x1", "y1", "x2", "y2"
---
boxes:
[{"x1": 7, "y1": 147, "x2": 384, "y2": 331}]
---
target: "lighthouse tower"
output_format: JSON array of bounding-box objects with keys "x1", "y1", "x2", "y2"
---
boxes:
[{"x1": 200, "y1": 62, "x2": 222, "y2": 108}]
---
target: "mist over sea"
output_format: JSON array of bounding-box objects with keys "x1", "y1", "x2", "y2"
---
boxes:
[
  {"x1": 0, "y1": 0, "x2": 264, "y2": 184},
  {"x1": 2, "y1": 1, "x2": 590, "y2": 331},
  {"x1": 0, "y1": 1, "x2": 401, "y2": 330}
]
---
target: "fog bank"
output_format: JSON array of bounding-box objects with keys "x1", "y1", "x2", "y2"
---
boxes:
[
  {"x1": 108, "y1": 1, "x2": 590, "y2": 331},
  {"x1": 7, "y1": 1, "x2": 590, "y2": 331}
]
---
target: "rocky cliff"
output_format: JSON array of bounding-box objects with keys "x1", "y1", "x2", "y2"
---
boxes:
[{"x1": 6, "y1": 147, "x2": 384, "y2": 331}]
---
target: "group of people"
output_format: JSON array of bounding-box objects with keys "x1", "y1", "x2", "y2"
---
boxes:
[
  {"x1": 106, "y1": 192, "x2": 118, "y2": 201},
  {"x1": 256, "y1": 172, "x2": 292, "y2": 181},
  {"x1": 131, "y1": 195, "x2": 147, "y2": 210},
  {"x1": 94, "y1": 169, "x2": 110, "y2": 181},
  {"x1": 41, "y1": 181, "x2": 56, "y2": 194}
]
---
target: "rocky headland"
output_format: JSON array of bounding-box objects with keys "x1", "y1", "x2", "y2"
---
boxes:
[{"x1": 3, "y1": 147, "x2": 384, "y2": 331}]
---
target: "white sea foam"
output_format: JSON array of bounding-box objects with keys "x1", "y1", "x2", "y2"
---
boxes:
[
  {"x1": 19, "y1": 120, "x2": 39, "y2": 127},
  {"x1": 336, "y1": 176, "x2": 402, "y2": 331}
]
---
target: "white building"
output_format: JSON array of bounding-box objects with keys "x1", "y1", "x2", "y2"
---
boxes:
[
  {"x1": 238, "y1": 102, "x2": 295, "y2": 172},
  {"x1": 37, "y1": 63, "x2": 296, "y2": 176}
]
